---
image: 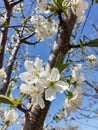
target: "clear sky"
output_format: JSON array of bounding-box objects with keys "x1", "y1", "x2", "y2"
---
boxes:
[{"x1": 0, "y1": 0, "x2": 98, "y2": 130}]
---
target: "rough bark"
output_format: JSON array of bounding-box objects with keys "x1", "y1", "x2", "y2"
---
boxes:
[{"x1": 22, "y1": 11, "x2": 77, "y2": 130}]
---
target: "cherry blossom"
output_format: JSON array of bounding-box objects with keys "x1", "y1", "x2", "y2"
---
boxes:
[
  {"x1": 36, "y1": 0, "x2": 49, "y2": 14},
  {"x1": 38, "y1": 68, "x2": 69, "y2": 101},
  {"x1": 19, "y1": 57, "x2": 44, "y2": 84},
  {"x1": 63, "y1": 92, "x2": 82, "y2": 117},
  {"x1": 4, "y1": 110, "x2": 19, "y2": 125},
  {"x1": 20, "y1": 83, "x2": 45, "y2": 108},
  {"x1": 71, "y1": 0, "x2": 88, "y2": 23},
  {"x1": 30, "y1": 15, "x2": 58, "y2": 39},
  {"x1": 86, "y1": 54, "x2": 98, "y2": 65}
]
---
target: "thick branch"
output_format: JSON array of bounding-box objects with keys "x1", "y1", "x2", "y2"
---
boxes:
[{"x1": 46, "y1": 11, "x2": 77, "y2": 71}]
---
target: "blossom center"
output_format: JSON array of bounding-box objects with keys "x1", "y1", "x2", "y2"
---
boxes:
[
  {"x1": 4, "y1": 119, "x2": 10, "y2": 125},
  {"x1": 32, "y1": 87, "x2": 40, "y2": 94},
  {"x1": 49, "y1": 81, "x2": 55, "y2": 89},
  {"x1": 32, "y1": 70, "x2": 39, "y2": 77}
]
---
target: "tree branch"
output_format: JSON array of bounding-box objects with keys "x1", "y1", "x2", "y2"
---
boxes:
[
  {"x1": 10, "y1": 0, "x2": 24, "y2": 7},
  {"x1": 0, "y1": 1, "x2": 12, "y2": 68},
  {"x1": 0, "y1": 41, "x2": 20, "y2": 95},
  {"x1": 21, "y1": 40, "x2": 40, "y2": 45},
  {"x1": 20, "y1": 32, "x2": 35, "y2": 41}
]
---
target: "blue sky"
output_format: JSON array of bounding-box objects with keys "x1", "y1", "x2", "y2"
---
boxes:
[{"x1": 0, "y1": 0, "x2": 98, "y2": 130}]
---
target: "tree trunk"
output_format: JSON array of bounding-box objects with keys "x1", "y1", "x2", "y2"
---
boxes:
[{"x1": 22, "y1": 11, "x2": 77, "y2": 130}]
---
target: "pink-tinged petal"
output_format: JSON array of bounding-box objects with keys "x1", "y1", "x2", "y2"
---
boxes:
[
  {"x1": 24, "y1": 60, "x2": 35, "y2": 72},
  {"x1": 45, "y1": 88, "x2": 56, "y2": 101},
  {"x1": 56, "y1": 81, "x2": 68, "y2": 93}
]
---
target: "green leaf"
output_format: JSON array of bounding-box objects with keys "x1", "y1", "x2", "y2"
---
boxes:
[
  {"x1": 84, "y1": 38, "x2": 98, "y2": 47},
  {"x1": 22, "y1": 17, "x2": 28, "y2": 25},
  {"x1": 53, "y1": 0, "x2": 57, "y2": 3},
  {"x1": 0, "y1": 95, "x2": 14, "y2": 105},
  {"x1": 66, "y1": 91, "x2": 74, "y2": 100},
  {"x1": 6, "y1": 86, "x2": 13, "y2": 99},
  {"x1": 55, "y1": 53, "x2": 70, "y2": 73},
  {"x1": 12, "y1": 99, "x2": 24, "y2": 108},
  {"x1": 54, "y1": 53, "x2": 64, "y2": 70},
  {"x1": 59, "y1": 63, "x2": 70, "y2": 73}
]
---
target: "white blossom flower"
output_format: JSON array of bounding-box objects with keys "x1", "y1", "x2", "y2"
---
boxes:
[
  {"x1": 70, "y1": 64, "x2": 85, "y2": 89},
  {"x1": 63, "y1": 92, "x2": 82, "y2": 117},
  {"x1": 20, "y1": 83, "x2": 45, "y2": 109},
  {"x1": 71, "y1": 70, "x2": 85, "y2": 86},
  {"x1": 19, "y1": 57, "x2": 45, "y2": 84},
  {"x1": 4, "y1": 110, "x2": 19, "y2": 125},
  {"x1": 13, "y1": 3, "x2": 24, "y2": 13},
  {"x1": 36, "y1": 0, "x2": 49, "y2": 14},
  {"x1": 72, "y1": 64, "x2": 83, "y2": 70},
  {"x1": 38, "y1": 68, "x2": 68, "y2": 101},
  {"x1": 30, "y1": 15, "x2": 58, "y2": 39},
  {"x1": 0, "y1": 68, "x2": 5, "y2": 81},
  {"x1": 86, "y1": 54, "x2": 98, "y2": 65},
  {"x1": 0, "y1": 14, "x2": 7, "y2": 24},
  {"x1": 71, "y1": 0, "x2": 88, "y2": 23}
]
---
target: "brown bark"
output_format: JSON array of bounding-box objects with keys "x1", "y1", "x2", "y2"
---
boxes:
[
  {"x1": 0, "y1": 2, "x2": 12, "y2": 68},
  {"x1": 22, "y1": 11, "x2": 77, "y2": 130}
]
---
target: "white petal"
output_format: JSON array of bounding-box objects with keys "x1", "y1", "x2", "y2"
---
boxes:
[
  {"x1": 34, "y1": 57, "x2": 43, "y2": 71},
  {"x1": 49, "y1": 68, "x2": 60, "y2": 81},
  {"x1": 4, "y1": 110, "x2": 19, "y2": 124},
  {"x1": 19, "y1": 72, "x2": 38, "y2": 84},
  {"x1": 20, "y1": 84, "x2": 34, "y2": 95},
  {"x1": 38, "y1": 95, "x2": 45, "y2": 109},
  {"x1": 37, "y1": 77, "x2": 48, "y2": 89},
  {"x1": 45, "y1": 88, "x2": 56, "y2": 101},
  {"x1": 31, "y1": 94, "x2": 38, "y2": 104},
  {"x1": 56, "y1": 81, "x2": 68, "y2": 93},
  {"x1": 24, "y1": 60, "x2": 35, "y2": 72}
]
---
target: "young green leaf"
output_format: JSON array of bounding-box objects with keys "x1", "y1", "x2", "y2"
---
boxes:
[
  {"x1": 54, "y1": 52, "x2": 64, "y2": 70},
  {"x1": 84, "y1": 38, "x2": 98, "y2": 47},
  {"x1": 0, "y1": 95, "x2": 14, "y2": 105},
  {"x1": 6, "y1": 86, "x2": 13, "y2": 99},
  {"x1": 59, "y1": 63, "x2": 70, "y2": 73}
]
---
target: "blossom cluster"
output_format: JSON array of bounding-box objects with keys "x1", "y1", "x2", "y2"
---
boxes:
[
  {"x1": 63, "y1": 64, "x2": 85, "y2": 116},
  {"x1": 30, "y1": 0, "x2": 88, "y2": 39},
  {"x1": 35, "y1": 0, "x2": 88, "y2": 23},
  {"x1": 30, "y1": 15, "x2": 58, "y2": 40},
  {"x1": 19, "y1": 57, "x2": 68, "y2": 109},
  {"x1": 86, "y1": 54, "x2": 98, "y2": 65},
  {"x1": 70, "y1": 0, "x2": 88, "y2": 23}
]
